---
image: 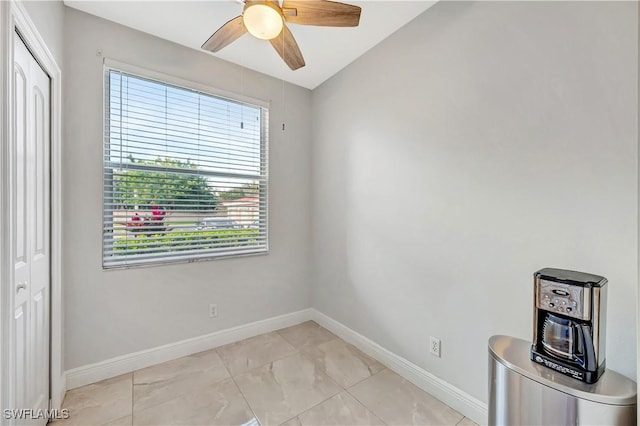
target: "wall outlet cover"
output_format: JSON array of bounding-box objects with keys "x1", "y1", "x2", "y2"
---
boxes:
[
  {"x1": 430, "y1": 336, "x2": 441, "y2": 357},
  {"x1": 209, "y1": 304, "x2": 218, "y2": 318}
]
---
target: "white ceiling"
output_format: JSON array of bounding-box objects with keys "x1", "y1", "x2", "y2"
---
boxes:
[{"x1": 63, "y1": 0, "x2": 437, "y2": 89}]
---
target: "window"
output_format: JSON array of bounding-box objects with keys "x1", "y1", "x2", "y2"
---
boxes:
[{"x1": 103, "y1": 68, "x2": 268, "y2": 268}]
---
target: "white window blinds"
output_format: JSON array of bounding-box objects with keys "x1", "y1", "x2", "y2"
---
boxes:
[{"x1": 103, "y1": 69, "x2": 268, "y2": 268}]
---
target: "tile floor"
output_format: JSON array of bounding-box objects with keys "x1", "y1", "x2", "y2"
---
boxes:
[{"x1": 54, "y1": 321, "x2": 477, "y2": 426}]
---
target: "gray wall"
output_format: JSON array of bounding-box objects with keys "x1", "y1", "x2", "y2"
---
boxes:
[
  {"x1": 63, "y1": 8, "x2": 312, "y2": 370},
  {"x1": 311, "y1": 1, "x2": 638, "y2": 403}
]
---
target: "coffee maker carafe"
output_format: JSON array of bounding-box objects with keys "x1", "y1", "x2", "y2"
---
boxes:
[{"x1": 530, "y1": 268, "x2": 607, "y2": 383}]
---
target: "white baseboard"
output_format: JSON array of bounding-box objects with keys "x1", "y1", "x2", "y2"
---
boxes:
[
  {"x1": 65, "y1": 308, "x2": 313, "y2": 390},
  {"x1": 65, "y1": 307, "x2": 487, "y2": 425},
  {"x1": 311, "y1": 309, "x2": 488, "y2": 426}
]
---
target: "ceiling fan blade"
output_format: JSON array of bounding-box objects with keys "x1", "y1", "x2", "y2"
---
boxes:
[
  {"x1": 282, "y1": 0, "x2": 361, "y2": 27},
  {"x1": 202, "y1": 16, "x2": 246, "y2": 52},
  {"x1": 269, "y1": 24, "x2": 305, "y2": 70}
]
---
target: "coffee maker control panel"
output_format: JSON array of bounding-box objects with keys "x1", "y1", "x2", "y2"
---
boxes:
[{"x1": 537, "y1": 280, "x2": 591, "y2": 321}]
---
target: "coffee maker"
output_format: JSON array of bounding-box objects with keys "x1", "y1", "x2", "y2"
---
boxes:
[{"x1": 530, "y1": 268, "x2": 607, "y2": 384}]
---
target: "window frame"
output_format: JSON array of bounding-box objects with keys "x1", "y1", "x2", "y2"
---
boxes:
[{"x1": 102, "y1": 60, "x2": 269, "y2": 269}]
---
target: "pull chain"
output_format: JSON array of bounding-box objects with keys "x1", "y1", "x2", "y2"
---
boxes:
[
  {"x1": 240, "y1": 62, "x2": 245, "y2": 129},
  {"x1": 282, "y1": 30, "x2": 286, "y2": 132},
  {"x1": 281, "y1": 75, "x2": 285, "y2": 131}
]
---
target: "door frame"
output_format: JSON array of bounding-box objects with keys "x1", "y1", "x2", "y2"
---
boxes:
[{"x1": 0, "y1": 0, "x2": 64, "y2": 414}]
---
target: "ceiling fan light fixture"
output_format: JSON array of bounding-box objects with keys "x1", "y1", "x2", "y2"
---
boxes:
[
  {"x1": 203, "y1": 0, "x2": 361, "y2": 70},
  {"x1": 243, "y1": 3, "x2": 283, "y2": 40}
]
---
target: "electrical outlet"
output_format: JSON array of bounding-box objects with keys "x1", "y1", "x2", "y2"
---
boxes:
[
  {"x1": 430, "y1": 336, "x2": 441, "y2": 357},
  {"x1": 209, "y1": 304, "x2": 218, "y2": 318}
]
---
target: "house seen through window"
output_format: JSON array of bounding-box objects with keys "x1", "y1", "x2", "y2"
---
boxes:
[{"x1": 103, "y1": 68, "x2": 268, "y2": 268}]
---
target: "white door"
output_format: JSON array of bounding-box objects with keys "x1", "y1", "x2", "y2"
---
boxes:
[{"x1": 12, "y1": 31, "x2": 51, "y2": 424}]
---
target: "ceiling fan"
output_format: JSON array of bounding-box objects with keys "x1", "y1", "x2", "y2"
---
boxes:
[{"x1": 201, "y1": 0, "x2": 362, "y2": 71}]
